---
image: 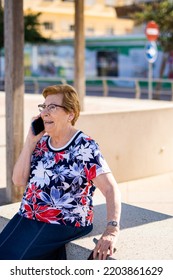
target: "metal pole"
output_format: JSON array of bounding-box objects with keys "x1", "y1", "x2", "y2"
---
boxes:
[
  {"x1": 135, "y1": 80, "x2": 141, "y2": 99},
  {"x1": 103, "y1": 79, "x2": 108, "y2": 97},
  {"x1": 148, "y1": 62, "x2": 153, "y2": 99}
]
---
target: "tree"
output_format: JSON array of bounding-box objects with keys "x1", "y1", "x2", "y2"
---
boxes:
[
  {"x1": 133, "y1": 2, "x2": 173, "y2": 81},
  {"x1": 24, "y1": 10, "x2": 50, "y2": 43},
  {"x1": 0, "y1": 8, "x2": 51, "y2": 77},
  {"x1": 132, "y1": 1, "x2": 173, "y2": 54},
  {"x1": 131, "y1": 0, "x2": 173, "y2": 98},
  {"x1": 0, "y1": 8, "x2": 50, "y2": 48}
]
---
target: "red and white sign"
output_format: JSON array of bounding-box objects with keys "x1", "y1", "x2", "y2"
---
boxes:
[{"x1": 145, "y1": 21, "x2": 159, "y2": 41}]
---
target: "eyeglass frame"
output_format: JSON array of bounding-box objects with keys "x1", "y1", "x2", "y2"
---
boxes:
[{"x1": 38, "y1": 103, "x2": 67, "y2": 113}]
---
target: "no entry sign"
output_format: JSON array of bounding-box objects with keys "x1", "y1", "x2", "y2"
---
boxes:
[{"x1": 145, "y1": 21, "x2": 159, "y2": 41}]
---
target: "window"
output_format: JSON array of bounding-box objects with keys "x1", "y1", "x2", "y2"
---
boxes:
[
  {"x1": 86, "y1": 0, "x2": 96, "y2": 5},
  {"x1": 97, "y1": 51, "x2": 118, "y2": 77},
  {"x1": 69, "y1": 25, "x2": 75, "y2": 31},
  {"x1": 105, "y1": 0, "x2": 116, "y2": 6},
  {"x1": 43, "y1": 22, "x2": 54, "y2": 30},
  {"x1": 86, "y1": 27, "x2": 95, "y2": 34},
  {"x1": 106, "y1": 27, "x2": 114, "y2": 35}
]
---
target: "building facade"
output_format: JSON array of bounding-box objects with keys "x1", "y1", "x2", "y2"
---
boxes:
[{"x1": 23, "y1": 0, "x2": 134, "y2": 39}]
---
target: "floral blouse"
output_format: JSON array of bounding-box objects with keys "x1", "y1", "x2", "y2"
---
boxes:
[{"x1": 18, "y1": 131, "x2": 111, "y2": 227}]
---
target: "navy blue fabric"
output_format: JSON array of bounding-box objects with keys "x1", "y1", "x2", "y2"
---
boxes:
[{"x1": 0, "y1": 213, "x2": 92, "y2": 260}]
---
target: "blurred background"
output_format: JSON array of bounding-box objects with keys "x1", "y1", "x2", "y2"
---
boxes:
[{"x1": 1, "y1": 0, "x2": 173, "y2": 100}]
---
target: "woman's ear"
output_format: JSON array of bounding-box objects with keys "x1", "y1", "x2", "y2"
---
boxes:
[{"x1": 68, "y1": 112, "x2": 75, "y2": 122}]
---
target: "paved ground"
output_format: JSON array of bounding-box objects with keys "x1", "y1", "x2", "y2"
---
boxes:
[{"x1": 0, "y1": 91, "x2": 173, "y2": 259}]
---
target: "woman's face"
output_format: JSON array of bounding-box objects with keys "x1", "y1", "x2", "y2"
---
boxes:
[{"x1": 41, "y1": 94, "x2": 73, "y2": 135}]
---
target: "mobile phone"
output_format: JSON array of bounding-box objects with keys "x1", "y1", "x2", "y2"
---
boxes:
[{"x1": 31, "y1": 117, "x2": 45, "y2": 135}]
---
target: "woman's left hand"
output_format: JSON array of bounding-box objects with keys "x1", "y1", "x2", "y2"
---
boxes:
[
  {"x1": 92, "y1": 173, "x2": 121, "y2": 260},
  {"x1": 93, "y1": 230, "x2": 119, "y2": 260}
]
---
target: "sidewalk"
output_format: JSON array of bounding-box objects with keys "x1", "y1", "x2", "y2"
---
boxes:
[{"x1": 0, "y1": 92, "x2": 173, "y2": 259}]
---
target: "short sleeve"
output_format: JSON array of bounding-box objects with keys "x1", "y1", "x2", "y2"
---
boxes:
[
  {"x1": 82, "y1": 139, "x2": 111, "y2": 181},
  {"x1": 92, "y1": 141, "x2": 111, "y2": 177}
]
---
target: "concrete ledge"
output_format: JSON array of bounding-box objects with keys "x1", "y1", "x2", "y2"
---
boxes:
[
  {"x1": 66, "y1": 201, "x2": 173, "y2": 260},
  {"x1": 2, "y1": 92, "x2": 173, "y2": 189},
  {"x1": 0, "y1": 186, "x2": 173, "y2": 259},
  {"x1": 119, "y1": 172, "x2": 173, "y2": 216}
]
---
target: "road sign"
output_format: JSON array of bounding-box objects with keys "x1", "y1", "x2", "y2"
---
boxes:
[
  {"x1": 145, "y1": 41, "x2": 158, "y2": 63},
  {"x1": 145, "y1": 21, "x2": 159, "y2": 41}
]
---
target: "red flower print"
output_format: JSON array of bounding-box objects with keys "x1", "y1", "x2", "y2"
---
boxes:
[
  {"x1": 80, "y1": 196, "x2": 87, "y2": 205},
  {"x1": 81, "y1": 184, "x2": 90, "y2": 196},
  {"x1": 24, "y1": 203, "x2": 61, "y2": 223},
  {"x1": 24, "y1": 204, "x2": 34, "y2": 219},
  {"x1": 80, "y1": 185, "x2": 90, "y2": 205},
  {"x1": 84, "y1": 165, "x2": 96, "y2": 182},
  {"x1": 86, "y1": 209, "x2": 94, "y2": 223},
  {"x1": 26, "y1": 184, "x2": 42, "y2": 204},
  {"x1": 54, "y1": 152, "x2": 65, "y2": 163},
  {"x1": 34, "y1": 141, "x2": 48, "y2": 157},
  {"x1": 35, "y1": 208, "x2": 61, "y2": 223},
  {"x1": 75, "y1": 221, "x2": 81, "y2": 227}
]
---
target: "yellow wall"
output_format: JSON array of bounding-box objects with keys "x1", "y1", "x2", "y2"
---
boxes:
[{"x1": 23, "y1": 0, "x2": 134, "y2": 39}]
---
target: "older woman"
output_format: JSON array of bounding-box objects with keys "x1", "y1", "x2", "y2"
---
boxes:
[{"x1": 0, "y1": 84, "x2": 121, "y2": 260}]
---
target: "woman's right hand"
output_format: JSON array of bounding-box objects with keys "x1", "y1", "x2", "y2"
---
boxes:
[{"x1": 26, "y1": 116, "x2": 45, "y2": 148}]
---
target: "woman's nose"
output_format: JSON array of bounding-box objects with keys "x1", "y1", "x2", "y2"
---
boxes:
[{"x1": 41, "y1": 109, "x2": 49, "y2": 117}]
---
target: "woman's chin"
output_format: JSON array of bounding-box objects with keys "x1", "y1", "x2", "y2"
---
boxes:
[
  {"x1": 44, "y1": 126, "x2": 53, "y2": 135},
  {"x1": 44, "y1": 123, "x2": 54, "y2": 130}
]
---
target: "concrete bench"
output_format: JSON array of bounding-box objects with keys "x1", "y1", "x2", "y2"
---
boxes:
[
  {"x1": 1, "y1": 189, "x2": 173, "y2": 259},
  {"x1": 0, "y1": 198, "x2": 117, "y2": 260}
]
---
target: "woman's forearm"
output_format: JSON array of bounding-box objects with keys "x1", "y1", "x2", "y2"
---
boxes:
[
  {"x1": 104, "y1": 185, "x2": 121, "y2": 236},
  {"x1": 93, "y1": 172, "x2": 121, "y2": 229},
  {"x1": 105, "y1": 184, "x2": 121, "y2": 224},
  {"x1": 12, "y1": 140, "x2": 36, "y2": 187}
]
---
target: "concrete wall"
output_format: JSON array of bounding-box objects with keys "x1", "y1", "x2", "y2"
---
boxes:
[
  {"x1": 1, "y1": 92, "x2": 173, "y2": 187},
  {"x1": 76, "y1": 107, "x2": 173, "y2": 182}
]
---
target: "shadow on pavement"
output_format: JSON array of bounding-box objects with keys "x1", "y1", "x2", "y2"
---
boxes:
[{"x1": 93, "y1": 202, "x2": 173, "y2": 234}]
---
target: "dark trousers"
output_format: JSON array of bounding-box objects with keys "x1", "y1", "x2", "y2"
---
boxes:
[{"x1": 0, "y1": 213, "x2": 92, "y2": 260}]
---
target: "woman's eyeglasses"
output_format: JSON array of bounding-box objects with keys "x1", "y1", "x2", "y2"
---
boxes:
[{"x1": 38, "y1": 103, "x2": 66, "y2": 113}]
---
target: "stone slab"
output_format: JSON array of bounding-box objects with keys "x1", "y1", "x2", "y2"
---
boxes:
[{"x1": 0, "y1": 190, "x2": 173, "y2": 260}]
